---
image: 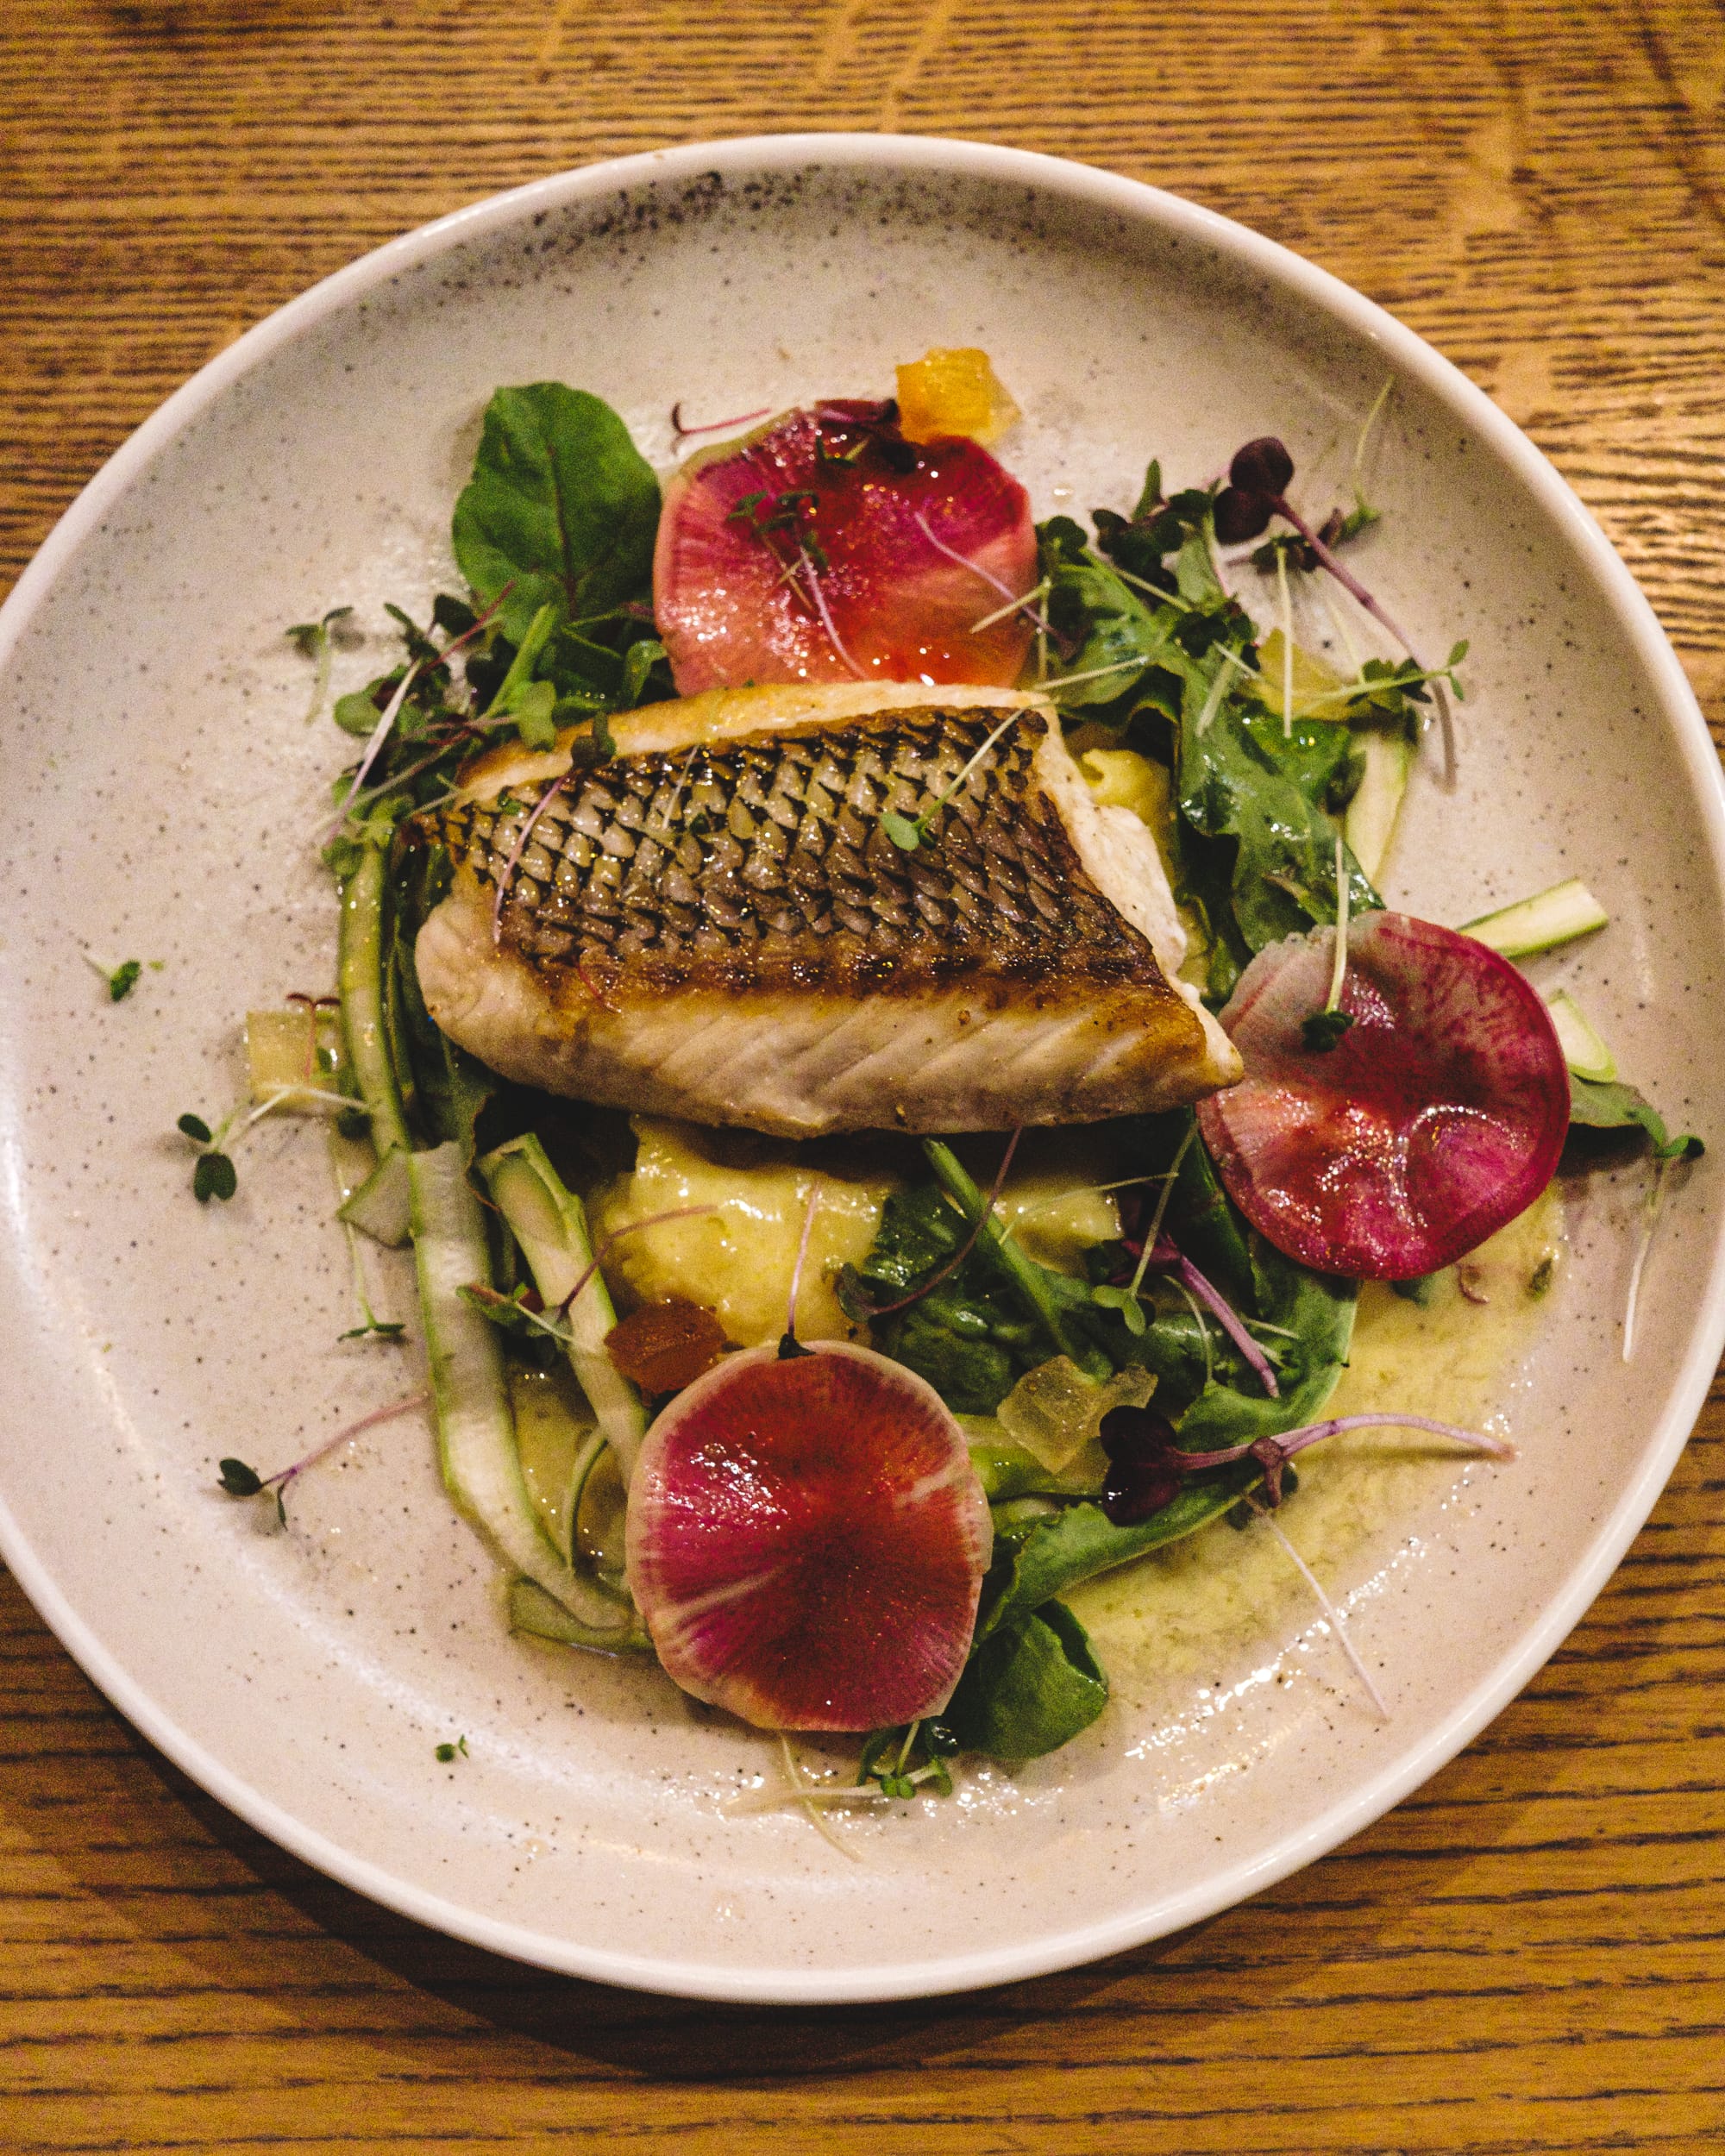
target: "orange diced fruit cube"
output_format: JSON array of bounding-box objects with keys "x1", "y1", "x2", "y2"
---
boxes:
[{"x1": 894, "y1": 348, "x2": 1022, "y2": 448}]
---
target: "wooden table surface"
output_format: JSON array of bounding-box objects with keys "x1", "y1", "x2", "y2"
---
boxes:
[{"x1": 3, "y1": 3, "x2": 1723, "y2": 2149}]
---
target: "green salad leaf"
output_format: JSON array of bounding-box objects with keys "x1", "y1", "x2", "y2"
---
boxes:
[
  {"x1": 943, "y1": 1597, "x2": 1108, "y2": 1758},
  {"x1": 452, "y1": 384, "x2": 662, "y2": 648},
  {"x1": 1568, "y1": 1073, "x2": 1703, "y2": 1160}
]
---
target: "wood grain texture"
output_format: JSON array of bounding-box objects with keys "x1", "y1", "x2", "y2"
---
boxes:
[{"x1": 2, "y1": 1, "x2": 1722, "y2": 2149}]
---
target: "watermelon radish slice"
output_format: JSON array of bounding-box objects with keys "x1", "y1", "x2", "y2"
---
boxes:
[
  {"x1": 624, "y1": 1340, "x2": 993, "y2": 1731},
  {"x1": 1195, "y1": 912, "x2": 1571, "y2": 1280},
  {"x1": 653, "y1": 402, "x2": 1038, "y2": 694}
]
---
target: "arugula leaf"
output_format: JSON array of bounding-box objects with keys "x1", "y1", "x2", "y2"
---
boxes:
[
  {"x1": 1170, "y1": 656, "x2": 1378, "y2": 981},
  {"x1": 1569, "y1": 1074, "x2": 1703, "y2": 1160},
  {"x1": 1038, "y1": 523, "x2": 1185, "y2": 711},
  {"x1": 943, "y1": 1597, "x2": 1108, "y2": 1758},
  {"x1": 452, "y1": 385, "x2": 661, "y2": 646}
]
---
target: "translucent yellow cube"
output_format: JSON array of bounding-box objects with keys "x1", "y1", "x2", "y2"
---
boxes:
[{"x1": 894, "y1": 348, "x2": 1021, "y2": 448}]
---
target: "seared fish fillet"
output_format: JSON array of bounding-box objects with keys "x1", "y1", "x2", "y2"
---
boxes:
[{"x1": 415, "y1": 682, "x2": 1240, "y2": 1137}]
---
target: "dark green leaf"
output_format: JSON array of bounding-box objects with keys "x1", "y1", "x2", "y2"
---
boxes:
[
  {"x1": 620, "y1": 636, "x2": 667, "y2": 707},
  {"x1": 881, "y1": 809, "x2": 924, "y2": 851},
  {"x1": 217, "y1": 1457, "x2": 263, "y2": 1496},
  {"x1": 1302, "y1": 1007, "x2": 1355, "y2": 1051},
  {"x1": 176, "y1": 1112, "x2": 212, "y2": 1143},
  {"x1": 333, "y1": 685, "x2": 386, "y2": 737},
  {"x1": 193, "y1": 1151, "x2": 237, "y2": 1203},
  {"x1": 511, "y1": 678, "x2": 558, "y2": 749},
  {"x1": 107, "y1": 959, "x2": 141, "y2": 1002},
  {"x1": 1569, "y1": 1073, "x2": 1703, "y2": 1160},
  {"x1": 944, "y1": 1598, "x2": 1109, "y2": 1758},
  {"x1": 452, "y1": 385, "x2": 661, "y2": 645}
]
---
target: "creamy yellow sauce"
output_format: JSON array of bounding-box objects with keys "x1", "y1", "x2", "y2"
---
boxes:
[
  {"x1": 1068, "y1": 1187, "x2": 1562, "y2": 1681},
  {"x1": 590, "y1": 1119, "x2": 1124, "y2": 1346}
]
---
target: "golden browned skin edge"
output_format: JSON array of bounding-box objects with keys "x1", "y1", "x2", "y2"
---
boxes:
[{"x1": 415, "y1": 684, "x2": 1239, "y2": 1136}]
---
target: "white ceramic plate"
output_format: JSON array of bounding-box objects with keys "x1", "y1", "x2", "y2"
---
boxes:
[{"x1": 3, "y1": 135, "x2": 1722, "y2": 2005}]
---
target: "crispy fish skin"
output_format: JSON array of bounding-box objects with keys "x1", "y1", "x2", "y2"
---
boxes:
[{"x1": 415, "y1": 684, "x2": 1240, "y2": 1137}]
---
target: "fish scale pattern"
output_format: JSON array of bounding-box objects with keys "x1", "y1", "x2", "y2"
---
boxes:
[{"x1": 431, "y1": 708, "x2": 1161, "y2": 991}]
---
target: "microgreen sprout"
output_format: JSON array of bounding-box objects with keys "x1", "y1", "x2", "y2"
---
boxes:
[
  {"x1": 775, "y1": 1735, "x2": 863, "y2": 1860},
  {"x1": 1176, "y1": 1411, "x2": 1515, "y2": 1507},
  {"x1": 458, "y1": 1280, "x2": 576, "y2": 1349},
  {"x1": 323, "y1": 659, "x2": 424, "y2": 843},
  {"x1": 216, "y1": 1389, "x2": 430, "y2": 1526},
  {"x1": 435, "y1": 1735, "x2": 469, "y2": 1763},
  {"x1": 83, "y1": 952, "x2": 143, "y2": 1002},
  {"x1": 779, "y1": 1179, "x2": 822, "y2": 1361},
  {"x1": 1214, "y1": 436, "x2": 1461, "y2": 781},
  {"x1": 856, "y1": 1718, "x2": 958, "y2": 1800},
  {"x1": 550, "y1": 1206, "x2": 722, "y2": 1325},
  {"x1": 176, "y1": 1111, "x2": 239, "y2": 1203},
  {"x1": 285, "y1": 605, "x2": 354, "y2": 726},
  {"x1": 1302, "y1": 835, "x2": 1356, "y2": 1052},
  {"x1": 670, "y1": 401, "x2": 770, "y2": 441},
  {"x1": 838, "y1": 1128, "x2": 1023, "y2": 1322},
  {"x1": 880, "y1": 711, "x2": 1021, "y2": 853},
  {"x1": 491, "y1": 773, "x2": 570, "y2": 950},
  {"x1": 1621, "y1": 1148, "x2": 1690, "y2": 1363},
  {"x1": 1246, "y1": 1493, "x2": 1389, "y2": 1719},
  {"x1": 911, "y1": 508, "x2": 1057, "y2": 641}
]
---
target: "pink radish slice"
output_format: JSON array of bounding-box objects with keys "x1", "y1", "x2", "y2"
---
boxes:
[
  {"x1": 652, "y1": 403, "x2": 1038, "y2": 694},
  {"x1": 1195, "y1": 912, "x2": 1571, "y2": 1280},
  {"x1": 624, "y1": 1341, "x2": 993, "y2": 1731}
]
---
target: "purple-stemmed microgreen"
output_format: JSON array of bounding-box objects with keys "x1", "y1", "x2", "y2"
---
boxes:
[
  {"x1": 912, "y1": 508, "x2": 1058, "y2": 642},
  {"x1": 217, "y1": 1389, "x2": 431, "y2": 1526},
  {"x1": 1302, "y1": 834, "x2": 1356, "y2": 1052},
  {"x1": 669, "y1": 400, "x2": 771, "y2": 442},
  {"x1": 1176, "y1": 1412, "x2": 1514, "y2": 1507},
  {"x1": 550, "y1": 1205, "x2": 722, "y2": 1325},
  {"x1": 837, "y1": 1129, "x2": 1024, "y2": 1322},
  {"x1": 881, "y1": 711, "x2": 1022, "y2": 853},
  {"x1": 779, "y1": 1179, "x2": 823, "y2": 1361},
  {"x1": 798, "y1": 543, "x2": 867, "y2": 678},
  {"x1": 1214, "y1": 436, "x2": 1460, "y2": 783},
  {"x1": 490, "y1": 774, "x2": 569, "y2": 950},
  {"x1": 728, "y1": 479, "x2": 866, "y2": 678},
  {"x1": 323, "y1": 659, "x2": 423, "y2": 843},
  {"x1": 1245, "y1": 1491, "x2": 1389, "y2": 1720}
]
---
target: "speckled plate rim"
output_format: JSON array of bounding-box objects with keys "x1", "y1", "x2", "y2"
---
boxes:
[{"x1": 2, "y1": 133, "x2": 1722, "y2": 2005}]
